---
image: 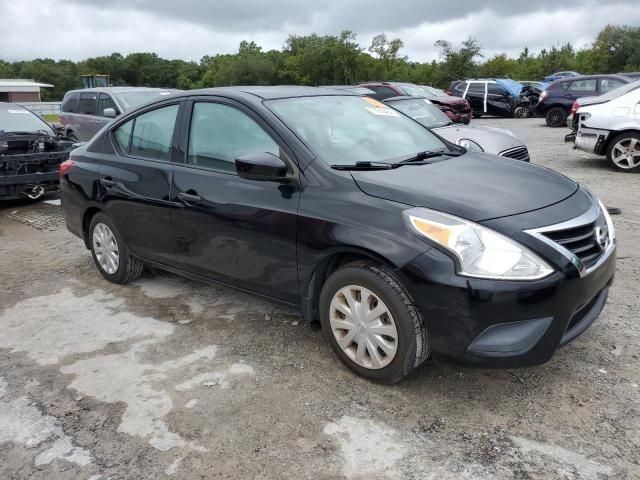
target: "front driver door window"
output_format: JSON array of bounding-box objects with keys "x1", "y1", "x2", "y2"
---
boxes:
[
  {"x1": 187, "y1": 102, "x2": 279, "y2": 173},
  {"x1": 171, "y1": 101, "x2": 299, "y2": 302}
]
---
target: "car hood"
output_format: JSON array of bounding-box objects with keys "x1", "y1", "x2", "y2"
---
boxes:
[
  {"x1": 433, "y1": 124, "x2": 523, "y2": 155},
  {"x1": 429, "y1": 95, "x2": 466, "y2": 105},
  {"x1": 351, "y1": 154, "x2": 578, "y2": 222}
]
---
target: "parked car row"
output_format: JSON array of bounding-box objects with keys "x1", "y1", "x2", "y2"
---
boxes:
[
  {"x1": 448, "y1": 78, "x2": 541, "y2": 118},
  {"x1": 58, "y1": 86, "x2": 616, "y2": 383},
  {"x1": 358, "y1": 81, "x2": 473, "y2": 124}
]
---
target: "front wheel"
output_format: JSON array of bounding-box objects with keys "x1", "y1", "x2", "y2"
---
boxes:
[
  {"x1": 319, "y1": 262, "x2": 429, "y2": 384},
  {"x1": 89, "y1": 212, "x2": 144, "y2": 284}
]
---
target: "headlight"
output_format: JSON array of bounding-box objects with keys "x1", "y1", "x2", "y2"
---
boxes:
[
  {"x1": 456, "y1": 138, "x2": 484, "y2": 152},
  {"x1": 404, "y1": 207, "x2": 553, "y2": 280}
]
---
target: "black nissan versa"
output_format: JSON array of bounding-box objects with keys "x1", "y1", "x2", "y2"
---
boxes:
[{"x1": 60, "y1": 87, "x2": 616, "y2": 384}]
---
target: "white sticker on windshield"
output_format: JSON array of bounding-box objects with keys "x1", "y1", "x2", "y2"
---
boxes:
[
  {"x1": 159, "y1": 92, "x2": 172, "y2": 95},
  {"x1": 365, "y1": 107, "x2": 400, "y2": 117},
  {"x1": 7, "y1": 109, "x2": 30, "y2": 114}
]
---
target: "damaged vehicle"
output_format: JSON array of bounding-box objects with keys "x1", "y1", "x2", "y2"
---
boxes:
[
  {"x1": 448, "y1": 79, "x2": 539, "y2": 118},
  {"x1": 358, "y1": 82, "x2": 472, "y2": 124},
  {"x1": 568, "y1": 81, "x2": 640, "y2": 172},
  {"x1": 1, "y1": 103, "x2": 75, "y2": 200},
  {"x1": 384, "y1": 96, "x2": 529, "y2": 160}
]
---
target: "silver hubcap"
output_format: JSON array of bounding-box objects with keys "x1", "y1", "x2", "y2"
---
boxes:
[
  {"x1": 92, "y1": 223, "x2": 119, "y2": 275},
  {"x1": 329, "y1": 285, "x2": 398, "y2": 369},
  {"x1": 611, "y1": 138, "x2": 640, "y2": 169}
]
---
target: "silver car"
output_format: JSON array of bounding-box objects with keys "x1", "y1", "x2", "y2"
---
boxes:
[
  {"x1": 385, "y1": 96, "x2": 529, "y2": 161},
  {"x1": 59, "y1": 87, "x2": 178, "y2": 141}
]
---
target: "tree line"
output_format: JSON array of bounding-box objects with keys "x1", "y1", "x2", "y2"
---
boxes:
[{"x1": 1, "y1": 25, "x2": 639, "y2": 101}]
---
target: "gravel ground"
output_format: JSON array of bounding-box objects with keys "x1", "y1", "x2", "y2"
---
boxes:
[{"x1": 0, "y1": 117, "x2": 639, "y2": 480}]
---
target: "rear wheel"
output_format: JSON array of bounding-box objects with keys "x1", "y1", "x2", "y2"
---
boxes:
[
  {"x1": 545, "y1": 107, "x2": 567, "y2": 127},
  {"x1": 606, "y1": 133, "x2": 640, "y2": 173},
  {"x1": 319, "y1": 261, "x2": 429, "y2": 384},
  {"x1": 89, "y1": 212, "x2": 144, "y2": 284}
]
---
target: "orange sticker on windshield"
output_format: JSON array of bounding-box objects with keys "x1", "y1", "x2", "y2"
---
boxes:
[{"x1": 362, "y1": 97, "x2": 386, "y2": 108}]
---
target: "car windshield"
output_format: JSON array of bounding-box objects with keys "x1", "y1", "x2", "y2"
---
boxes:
[
  {"x1": 387, "y1": 98, "x2": 452, "y2": 128},
  {"x1": 267, "y1": 95, "x2": 448, "y2": 166},
  {"x1": 421, "y1": 86, "x2": 446, "y2": 96},
  {"x1": 398, "y1": 85, "x2": 433, "y2": 97},
  {"x1": 114, "y1": 90, "x2": 175, "y2": 112},
  {"x1": 0, "y1": 105, "x2": 56, "y2": 135}
]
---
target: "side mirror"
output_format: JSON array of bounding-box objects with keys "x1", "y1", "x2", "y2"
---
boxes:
[
  {"x1": 235, "y1": 152, "x2": 290, "y2": 182},
  {"x1": 103, "y1": 108, "x2": 117, "y2": 118}
]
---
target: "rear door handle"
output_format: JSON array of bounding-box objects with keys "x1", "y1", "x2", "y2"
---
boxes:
[
  {"x1": 99, "y1": 178, "x2": 116, "y2": 188},
  {"x1": 178, "y1": 192, "x2": 202, "y2": 205}
]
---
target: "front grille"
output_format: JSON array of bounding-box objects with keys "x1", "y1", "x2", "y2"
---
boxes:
[
  {"x1": 500, "y1": 146, "x2": 530, "y2": 162},
  {"x1": 541, "y1": 215, "x2": 608, "y2": 269}
]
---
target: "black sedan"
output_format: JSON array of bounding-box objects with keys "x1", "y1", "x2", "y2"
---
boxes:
[
  {"x1": 60, "y1": 87, "x2": 616, "y2": 383},
  {"x1": 1, "y1": 103, "x2": 75, "y2": 200}
]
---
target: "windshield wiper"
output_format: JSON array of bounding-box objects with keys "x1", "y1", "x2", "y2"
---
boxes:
[
  {"x1": 395, "y1": 150, "x2": 462, "y2": 164},
  {"x1": 331, "y1": 150, "x2": 463, "y2": 171},
  {"x1": 331, "y1": 161, "x2": 393, "y2": 171}
]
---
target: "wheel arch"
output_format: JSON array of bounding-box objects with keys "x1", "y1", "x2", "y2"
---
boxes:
[
  {"x1": 300, "y1": 246, "x2": 400, "y2": 325},
  {"x1": 82, "y1": 206, "x2": 102, "y2": 248},
  {"x1": 604, "y1": 128, "x2": 640, "y2": 152}
]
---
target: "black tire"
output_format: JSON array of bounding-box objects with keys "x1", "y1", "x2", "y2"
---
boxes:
[
  {"x1": 89, "y1": 212, "x2": 144, "y2": 284},
  {"x1": 545, "y1": 107, "x2": 567, "y2": 127},
  {"x1": 319, "y1": 261, "x2": 429, "y2": 384},
  {"x1": 606, "y1": 132, "x2": 640, "y2": 173}
]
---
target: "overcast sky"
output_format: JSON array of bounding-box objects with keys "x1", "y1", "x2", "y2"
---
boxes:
[{"x1": 2, "y1": 0, "x2": 639, "y2": 63}]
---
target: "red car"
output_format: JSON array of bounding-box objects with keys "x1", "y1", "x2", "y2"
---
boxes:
[{"x1": 358, "y1": 82, "x2": 472, "y2": 124}]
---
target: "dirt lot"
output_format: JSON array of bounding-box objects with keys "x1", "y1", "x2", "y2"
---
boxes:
[{"x1": 1, "y1": 117, "x2": 639, "y2": 480}]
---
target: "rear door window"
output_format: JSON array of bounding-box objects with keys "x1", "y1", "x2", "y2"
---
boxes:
[
  {"x1": 568, "y1": 79, "x2": 597, "y2": 92},
  {"x1": 187, "y1": 102, "x2": 279, "y2": 174},
  {"x1": 599, "y1": 78, "x2": 625, "y2": 94},
  {"x1": 78, "y1": 92, "x2": 98, "y2": 115},
  {"x1": 113, "y1": 119, "x2": 134, "y2": 153},
  {"x1": 130, "y1": 104, "x2": 179, "y2": 161}
]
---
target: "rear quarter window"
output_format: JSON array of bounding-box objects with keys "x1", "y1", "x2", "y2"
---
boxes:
[{"x1": 79, "y1": 93, "x2": 98, "y2": 115}]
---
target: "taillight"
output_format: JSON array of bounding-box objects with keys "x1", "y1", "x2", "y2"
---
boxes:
[
  {"x1": 571, "y1": 101, "x2": 580, "y2": 115},
  {"x1": 59, "y1": 159, "x2": 76, "y2": 176}
]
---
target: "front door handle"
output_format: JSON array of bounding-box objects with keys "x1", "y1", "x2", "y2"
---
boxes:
[
  {"x1": 99, "y1": 178, "x2": 116, "y2": 188},
  {"x1": 178, "y1": 192, "x2": 202, "y2": 205}
]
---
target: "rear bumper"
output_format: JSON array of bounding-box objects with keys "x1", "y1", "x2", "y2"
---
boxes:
[
  {"x1": 402, "y1": 240, "x2": 616, "y2": 368},
  {"x1": 573, "y1": 126, "x2": 611, "y2": 155}
]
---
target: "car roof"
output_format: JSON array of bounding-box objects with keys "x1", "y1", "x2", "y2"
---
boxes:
[
  {"x1": 179, "y1": 85, "x2": 357, "y2": 100},
  {"x1": 0, "y1": 102, "x2": 28, "y2": 111},
  {"x1": 66, "y1": 87, "x2": 179, "y2": 95},
  {"x1": 557, "y1": 74, "x2": 631, "y2": 81}
]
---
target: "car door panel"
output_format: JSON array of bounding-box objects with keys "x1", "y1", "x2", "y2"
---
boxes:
[
  {"x1": 170, "y1": 100, "x2": 300, "y2": 303},
  {"x1": 97, "y1": 102, "x2": 181, "y2": 264},
  {"x1": 487, "y1": 85, "x2": 512, "y2": 116}
]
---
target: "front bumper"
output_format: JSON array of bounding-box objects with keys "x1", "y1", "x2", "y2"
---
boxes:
[
  {"x1": 0, "y1": 171, "x2": 60, "y2": 200},
  {"x1": 402, "y1": 239, "x2": 616, "y2": 368}
]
